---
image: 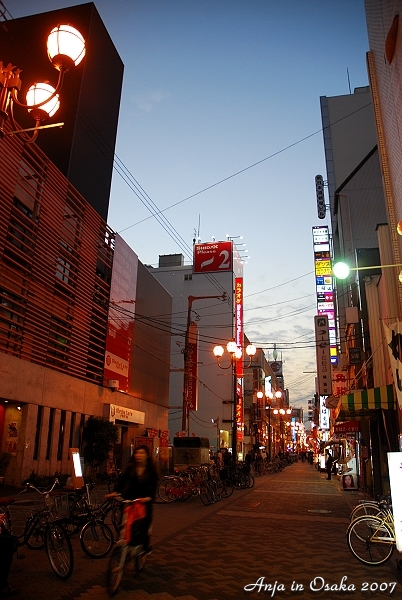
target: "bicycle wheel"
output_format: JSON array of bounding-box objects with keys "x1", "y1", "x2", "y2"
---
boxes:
[
  {"x1": 45, "y1": 522, "x2": 74, "y2": 580},
  {"x1": 220, "y1": 479, "x2": 234, "y2": 498},
  {"x1": 165, "y1": 478, "x2": 185, "y2": 501},
  {"x1": 107, "y1": 543, "x2": 127, "y2": 596},
  {"x1": 199, "y1": 481, "x2": 211, "y2": 505},
  {"x1": 80, "y1": 519, "x2": 114, "y2": 558},
  {"x1": 158, "y1": 478, "x2": 176, "y2": 503},
  {"x1": 25, "y1": 515, "x2": 45, "y2": 549},
  {"x1": 350, "y1": 503, "x2": 382, "y2": 522},
  {"x1": 233, "y1": 472, "x2": 246, "y2": 489},
  {"x1": 347, "y1": 515, "x2": 395, "y2": 565}
]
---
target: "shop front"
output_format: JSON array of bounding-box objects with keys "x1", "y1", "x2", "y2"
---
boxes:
[{"x1": 328, "y1": 384, "x2": 399, "y2": 497}]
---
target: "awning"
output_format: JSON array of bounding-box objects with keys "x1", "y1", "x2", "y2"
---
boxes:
[{"x1": 334, "y1": 384, "x2": 396, "y2": 421}]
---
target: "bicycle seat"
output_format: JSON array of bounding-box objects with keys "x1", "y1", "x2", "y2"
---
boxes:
[{"x1": 0, "y1": 497, "x2": 15, "y2": 506}]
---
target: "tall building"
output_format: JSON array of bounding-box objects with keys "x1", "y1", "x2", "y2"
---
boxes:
[
  {"x1": 0, "y1": 5, "x2": 170, "y2": 484},
  {"x1": 150, "y1": 247, "x2": 282, "y2": 458},
  {"x1": 0, "y1": 2, "x2": 123, "y2": 220},
  {"x1": 319, "y1": 84, "x2": 399, "y2": 496}
]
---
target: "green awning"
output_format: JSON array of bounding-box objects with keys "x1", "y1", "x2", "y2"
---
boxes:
[{"x1": 336, "y1": 384, "x2": 396, "y2": 421}]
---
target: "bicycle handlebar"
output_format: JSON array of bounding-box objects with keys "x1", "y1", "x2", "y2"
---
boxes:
[{"x1": 25, "y1": 478, "x2": 60, "y2": 495}]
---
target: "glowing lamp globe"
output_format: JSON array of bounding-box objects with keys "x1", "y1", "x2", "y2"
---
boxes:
[
  {"x1": 227, "y1": 341, "x2": 237, "y2": 354},
  {"x1": 234, "y1": 347, "x2": 242, "y2": 360},
  {"x1": 399, "y1": 270, "x2": 402, "y2": 284},
  {"x1": 246, "y1": 344, "x2": 256, "y2": 356},
  {"x1": 47, "y1": 25, "x2": 86, "y2": 71},
  {"x1": 26, "y1": 83, "x2": 60, "y2": 119},
  {"x1": 397, "y1": 220, "x2": 402, "y2": 236},
  {"x1": 213, "y1": 345, "x2": 224, "y2": 358},
  {"x1": 332, "y1": 262, "x2": 350, "y2": 279}
]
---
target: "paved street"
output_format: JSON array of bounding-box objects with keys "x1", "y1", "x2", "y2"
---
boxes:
[{"x1": 3, "y1": 461, "x2": 402, "y2": 599}]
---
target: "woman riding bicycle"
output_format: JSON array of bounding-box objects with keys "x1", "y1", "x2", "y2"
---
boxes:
[{"x1": 108, "y1": 445, "x2": 158, "y2": 554}]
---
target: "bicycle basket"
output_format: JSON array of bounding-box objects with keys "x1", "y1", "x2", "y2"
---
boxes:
[
  {"x1": 124, "y1": 502, "x2": 146, "y2": 545},
  {"x1": 130, "y1": 517, "x2": 147, "y2": 546}
]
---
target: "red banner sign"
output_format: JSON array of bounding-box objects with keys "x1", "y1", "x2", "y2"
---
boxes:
[
  {"x1": 193, "y1": 241, "x2": 233, "y2": 273},
  {"x1": 104, "y1": 235, "x2": 138, "y2": 392},
  {"x1": 186, "y1": 322, "x2": 198, "y2": 411}
]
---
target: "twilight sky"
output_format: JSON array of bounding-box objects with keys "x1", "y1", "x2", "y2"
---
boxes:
[{"x1": 8, "y1": 0, "x2": 370, "y2": 414}]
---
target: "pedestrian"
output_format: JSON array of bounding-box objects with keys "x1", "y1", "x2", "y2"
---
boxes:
[
  {"x1": 216, "y1": 449, "x2": 223, "y2": 469},
  {"x1": 245, "y1": 450, "x2": 252, "y2": 473},
  {"x1": 0, "y1": 530, "x2": 19, "y2": 597},
  {"x1": 325, "y1": 450, "x2": 333, "y2": 481},
  {"x1": 109, "y1": 445, "x2": 158, "y2": 554},
  {"x1": 223, "y1": 448, "x2": 232, "y2": 467}
]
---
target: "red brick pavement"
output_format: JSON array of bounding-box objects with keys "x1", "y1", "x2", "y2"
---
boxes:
[{"x1": 4, "y1": 461, "x2": 402, "y2": 599}]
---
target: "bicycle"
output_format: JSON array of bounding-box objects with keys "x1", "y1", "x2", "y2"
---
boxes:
[
  {"x1": 106, "y1": 497, "x2": 149, "y2": 595},
  {"x1": 0, "y1": 479, "x2": 74, "y2": 580},
  {"x1": 62, "y1": 482, "x2": 114, "y2": 558},
  {"x1": 346, "y1": 503, "x2": 396, "y2": 565}
]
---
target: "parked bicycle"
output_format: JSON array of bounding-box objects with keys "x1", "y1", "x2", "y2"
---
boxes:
[
  {"x1": 346, "y1": 500, "x2": 396, "y2": 565},
  {"x1": 62, "y1": 482, "x2": 114, "y2": 558},
  {"x1": 0, "y1": 479, "x2": 74, "y2": 580}
]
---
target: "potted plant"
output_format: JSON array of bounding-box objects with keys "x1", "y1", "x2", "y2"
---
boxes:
[{"x1": 0, "y1": 452, "x2": 12, "y2": 485}]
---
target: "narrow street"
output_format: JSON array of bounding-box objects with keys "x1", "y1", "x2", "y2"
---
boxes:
[{"x1": 7, "y1": 461, "x2": 402, "y2": 599}]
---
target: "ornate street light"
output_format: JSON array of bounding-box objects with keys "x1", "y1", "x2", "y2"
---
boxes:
[
  {"x1": 0, "y1": 24, "x2": 86, "y2": 143},
  {"x1": 213, "y1": 341, "x2": 256, "y2": 463}
]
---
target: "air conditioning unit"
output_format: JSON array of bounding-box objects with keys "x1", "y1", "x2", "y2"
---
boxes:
[{"x1": 107, "y1": 379, "x2": 119, "y2": 391}]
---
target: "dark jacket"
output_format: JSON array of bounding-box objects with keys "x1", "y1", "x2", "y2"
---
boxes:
[{"x1": 115, "y1": 464, "x2": 158, "y2": 502}]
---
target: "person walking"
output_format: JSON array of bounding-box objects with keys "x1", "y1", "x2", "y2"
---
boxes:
[{"x1": 325, "y1": 450, "x2": 333, "y2": 481}]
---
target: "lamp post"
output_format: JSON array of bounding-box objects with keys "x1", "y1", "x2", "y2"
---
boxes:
[
  {"x1": 273, "y1": 406, "x2": 291, "y2": 453},
  {"x1": 213, "y1": 341, "x2": 256, "y2": 463},
  {"x1": 182, "y1": 293, "x2": 227, "y2": 433},
  {"x1": 256, "y1": 389, "x2": 283, "y2": 458},
  {"x1": 333, "y1": 261, "x2": 402, "y2": 282},
  {"x1": 0, "y1": 24, "x2": 85, "y2": 143},
  {"x1": 211, "y1": 417, "x2": 220, "y2": 453}
]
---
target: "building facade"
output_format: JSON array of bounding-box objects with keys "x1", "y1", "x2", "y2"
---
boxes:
[
  {"x1": 319, "y1": 83, "x2": 400, "y2": 496},
  {"x1": 0, "y1": 4, "x2": 171, "y2": 484},
  {"x1": 0, "y1": 2, "x2": 123, "y2": 220},
  {"x1": 150, "y1": 249, "x2": 284, "y2": 459}
]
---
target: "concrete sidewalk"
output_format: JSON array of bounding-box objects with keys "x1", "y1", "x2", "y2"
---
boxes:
[{"x1": 5, "y1": 462, "x2": 402, "y2": 599}]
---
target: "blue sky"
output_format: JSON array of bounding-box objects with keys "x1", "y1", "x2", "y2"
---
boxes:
[{"x1": 8, "y1": 0, "x2": 370, "y2": 413}]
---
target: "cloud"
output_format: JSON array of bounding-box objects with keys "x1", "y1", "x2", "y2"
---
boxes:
[{"x1": 133, "y1": 89, "x2": 171, "y2": 112}]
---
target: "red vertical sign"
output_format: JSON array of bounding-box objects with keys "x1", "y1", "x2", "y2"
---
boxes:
[
  {"x1": 187, "y1": 322, "x2": 198, "y2": 411},
  {"x1": 104, "y1": 234, "x2": 138, "y2": 392},
  {"x1": 235, "y1": 277, "x2": 243, "y2": 439}
]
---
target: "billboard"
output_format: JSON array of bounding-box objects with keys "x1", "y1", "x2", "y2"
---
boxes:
[
  {"x1": 193, "y1": 241, "x2": 233, "y2": 273},
  {"x1": 104, "y1": 234, "x2": 138, "y2": 392},
  {"x1": 314, "y1": 315, "x2": 332, "y2": 397},
  {"x1": 312, "y1": 226, "x2": 337, "y2": 364}
]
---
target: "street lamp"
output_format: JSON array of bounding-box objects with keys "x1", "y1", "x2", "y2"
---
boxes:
[
  {"x1": 213, "y1": 341, "x2": 256, "y2": 463},
  {"x1": 0, "y1": 24, "x2": 86, "y2": 143},
  {"x1": 332, "y1": 261, "x2": 402, "y2": 282},
  {"x1": 273, "y1": 406, "x2": 291, "y2": 453}
]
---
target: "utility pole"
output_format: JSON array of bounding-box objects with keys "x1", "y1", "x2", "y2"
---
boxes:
[{"x1": 181, "y1": 293, "x2": 227, "y2": 433}]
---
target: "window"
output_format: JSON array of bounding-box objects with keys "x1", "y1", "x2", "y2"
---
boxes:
[
  {"x1": 33, "y1": 406, "x2": 43, "y2": 461},
  {"x1": 46, "y1": 408, "x2": 55, "y2": 460},
  {"x1": 57, "y1": 410, "x2": 66, "y2": 461}
]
